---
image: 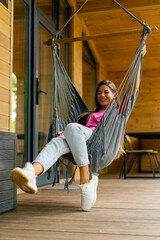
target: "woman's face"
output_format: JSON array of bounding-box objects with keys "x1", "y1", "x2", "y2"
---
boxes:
[{"x1": 97, "y1": 84, "x2": 115, "y2": 110}]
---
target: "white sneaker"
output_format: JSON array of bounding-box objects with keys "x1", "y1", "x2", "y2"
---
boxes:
[
  {"x1": 78, "y1": 173, "x2": 98, "y2": 211},
  {"x1": 10, "y1": 162, "x2": 38, "y2": 194}
]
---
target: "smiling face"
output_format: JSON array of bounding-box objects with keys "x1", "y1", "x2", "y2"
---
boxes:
[{"x1": 97, "y1": 84, "x2": 115, "y2": 110}]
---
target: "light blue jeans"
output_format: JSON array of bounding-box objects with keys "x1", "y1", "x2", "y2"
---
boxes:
[{"x1": 32, "y1": 123, "x2": 93, "y2": 174}]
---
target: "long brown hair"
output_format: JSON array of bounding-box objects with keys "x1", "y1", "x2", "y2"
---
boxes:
[
  {"x1": 77, "y1": 80, "x2": 118, "y2": 125},
  {"x1": 77, "y1": 80, "x2": 124, "y2": 159},
  {"x1": 94, "y1": 80, "x2": 118, "y2": 111}
]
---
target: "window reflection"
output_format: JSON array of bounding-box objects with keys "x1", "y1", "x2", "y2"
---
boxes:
[
  {"x1": 36, "y1": 0, "x2": 53, "y2": 20},
  {"x1": 59, "y1": 0, "x2": 69, "y2": 69},
  {"x1": 13, "y1": 0, "x2": 28, "y2": 167},
  {"x1": 83, "y1": 42, "x2": 96, "y2": 110},
  {"x1": 38, "y1": 25, "x2": 53, "y2": 153}
]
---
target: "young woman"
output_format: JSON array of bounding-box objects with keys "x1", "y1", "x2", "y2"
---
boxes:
[{"x1": 10, "y1": 44, "x2": 146, "y2": 212}]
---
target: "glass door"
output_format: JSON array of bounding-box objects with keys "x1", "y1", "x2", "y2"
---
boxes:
[
  {"x1": 12, "y1": 0, "x2": 30, "y2": 168},
  {"x1": 35, "y1": 7, "x2": 57, "y2": 187}
]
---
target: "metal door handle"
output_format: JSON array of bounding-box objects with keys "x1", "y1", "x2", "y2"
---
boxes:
[{"x1": 38, "y1": 90, "x2": 47, "y2": 95}]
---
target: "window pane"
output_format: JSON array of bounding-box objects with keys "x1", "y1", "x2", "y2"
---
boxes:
[
  {"x1": 60, "y1": 0, "x2": 69, "y2": 36},
  {"x1": 82, "y1": 61, "x2": 96, "y2": 110},
  {"x1": 83, "y1": 43, "x2": 96, "y2": 110},
  {"x1": 59, "y1": 0, "x2": 69, "y2": 69},
  {"x1": 38, "y1": 24, "x2": 53, "y2": 153},
  {"x1": 13, "y1": 0, "x2": 28, "y2": 167},
  {"x1": 36, "y1": 0, "x2": 53, "y2": 20}
]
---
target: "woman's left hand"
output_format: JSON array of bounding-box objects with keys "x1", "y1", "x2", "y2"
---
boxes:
[
  {"x1": 141, "y1": 42, "x2": 147, "y2": 56},
  {"x1": 57, "y1": 131, "x2": 64, "y2": 137}
]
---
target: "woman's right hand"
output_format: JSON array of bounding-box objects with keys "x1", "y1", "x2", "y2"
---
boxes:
[
  {"x1": 141, "y1": 42, "x2": 147, "y2": 56},
  {"x1": 57, "y1": 131, "x2": 64, "y2": 137}
]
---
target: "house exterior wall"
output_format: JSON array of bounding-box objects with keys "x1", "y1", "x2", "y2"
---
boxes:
[
  {"x1": 0, "y1": 0, "x2": 13, "y2": 132},
  {"x1": 1, "y1": 0, "x2": 159, "y2": 177}
]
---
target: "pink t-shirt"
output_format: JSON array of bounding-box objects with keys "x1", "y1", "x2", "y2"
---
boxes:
[{"x1": 86, "y1": 109, "x2": 105, "y2": 130}]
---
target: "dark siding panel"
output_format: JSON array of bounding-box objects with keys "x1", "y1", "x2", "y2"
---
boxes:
[
  {"x1": 0, "y1": 170, "x2": 11, "y2": 180},
  {"x1": 0, "y1": 140, "x2": 15, "y2": 150},
  {"x1": 0, "y1": 160, "x2": 15, "y2": 170},
  {"x1": 0, "y1": 150, "x2": 15, "y2": 160},
  {"x1": 0, "y1": 189, "x2": 15, "y2": 202},
  {"x1": 0, "y1": 180, "x2": 13, "y2": 191},
  {"x1": 0, "y1": 132, "x2": 17, "y2": 214},
  {"x1": 0, "y1": 200, "x2": 16, "y2": 214}
]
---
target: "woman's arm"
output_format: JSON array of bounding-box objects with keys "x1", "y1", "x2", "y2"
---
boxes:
[{"x1": 134, "y1": 43, "x2": 147, "y2": 94}]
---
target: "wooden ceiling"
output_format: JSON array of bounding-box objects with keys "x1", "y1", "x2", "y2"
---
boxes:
[{"x1": 76, "y1": 0, "x2": 160, "y2": 75}]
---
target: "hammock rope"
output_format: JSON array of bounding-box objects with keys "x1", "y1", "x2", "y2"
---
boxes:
[
  {"x1": 112, "y1": 0, "x2": 151, "y2": 33},
  {"x1": 47, "y1": 0, "x2": 88, "y2": 46}
]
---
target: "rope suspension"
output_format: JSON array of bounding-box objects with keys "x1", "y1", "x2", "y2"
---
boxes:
[
  {"x1": 45, "y1": 0, "x2": 158, "y2": 46},
  {"x1": 112, "y1": 0, "x2": 151, "y2": 33},
  {"x1": 46, "y1": 0, "x2": 88, "y2": 46}
]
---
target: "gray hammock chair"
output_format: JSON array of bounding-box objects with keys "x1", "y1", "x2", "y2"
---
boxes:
[
  {"x1": 47, "y1": 0, "x2": 152, "y2": 187},
  {"x1": 47, "y1": 27, "x2": 149, "y2": 185}
]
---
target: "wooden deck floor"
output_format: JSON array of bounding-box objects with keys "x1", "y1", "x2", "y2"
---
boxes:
[{"x1": 1, "y1": 177, "x2": 160, "y2": 240}]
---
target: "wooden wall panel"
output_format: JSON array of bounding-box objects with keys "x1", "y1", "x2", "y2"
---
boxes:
[
  {"x1": 0, "y1": 32, "x2": 10, "y2": 50},
  {"x1": 81, "y1": 19, "x2": 108, "y2": 84},
  {"x1": 0, "y1": 116, "x2": 9, "y2": 131},
  {"x1": 0, "y1": 46, "x2": 10, "y2": 63},
  {"x1": 0, "y1": 0, "x2": 12, "y2": 132},
  {"x1": 97, "y1": 64, "x2": 108, "y2": 83},
  {"x1": 0, "y1": 102, "x2": 9, "y2": 116},
  {"x1": 0, "y1": 19, "x2": 10, "y2": 38},
  {"x1": 0, "y1": 59, "x2": 10, "y2": 77},
  {"x1": 70, "y1": 14, "x2": 83, "y2": 96},
  {"x1": 0, "y1": 74, "x2": 10, "y2": 89},
  {"x1": 82, "y1": 61, "x2": 95, "y2": 110},
  {"x1": 0, "y1": 87, "x2": 10, "y2": 103},
  {"x1": 107, "y1": 67, "x2": 160, "y2": 133}
]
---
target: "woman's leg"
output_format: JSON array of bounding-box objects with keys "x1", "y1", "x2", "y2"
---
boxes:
[
  {"x1": 32, "y1": 162, "x2": 44, "y2": 176},
  {"x1": 64, "y1": 123, "x2": 93, "y2": 167},
  {"x1": 31, "y1": 123, "x2": 92, "y2": 179},
  {"x1": 64, "y1": 123, "x2": 93, "y2": 185},
  {"x1": 10, "y1": 123, "x2": 98, "y2": 211},
  {"x1": 32, "y1": 135, "x2": 70, "y2": 175},
  {"x1": 79, "y1": 165, "x2": 90, "y2": 185},
  {"x1": 10, "y1": 135, "x2": 71, "y2": 193},
  {"x1": 64, "y1": 123, "x2": 98, "y2": 211},
  {"x1": 79, "y1": 164, "x2": 98, "y2": 211}
]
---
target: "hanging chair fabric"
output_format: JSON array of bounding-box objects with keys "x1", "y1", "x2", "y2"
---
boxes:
[
  {"x1": 48, "y1": 29, "x2": 148, "y2": 173},
  {"x1": 47, "y1": 48, "x2": 88, "y2": 142}
]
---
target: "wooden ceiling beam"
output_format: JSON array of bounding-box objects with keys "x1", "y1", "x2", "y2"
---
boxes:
[{"x1": 78, "y1": 3, "x2": 160, "y2": 16}]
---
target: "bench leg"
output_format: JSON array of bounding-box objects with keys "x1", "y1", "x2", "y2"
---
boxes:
[{"x1": 148, "y1": 153, "x2": 155, "y2": 177}]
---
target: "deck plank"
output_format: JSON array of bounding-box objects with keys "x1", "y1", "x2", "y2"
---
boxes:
[{"x1": 0, "y1": 178, "x2": 160, "y2": 239}]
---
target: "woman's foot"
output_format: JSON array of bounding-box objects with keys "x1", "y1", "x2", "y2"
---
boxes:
[
  {"x1": 10, "y1": 162, "x2": 37, "y2": 194},
  {"x1": 79, "y1": 174, "x2": 98, "y2": 211}
]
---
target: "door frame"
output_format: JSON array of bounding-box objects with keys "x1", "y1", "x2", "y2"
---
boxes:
[{"x1": 32, "y1": 6, "x2": 57, "y2": 187}]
